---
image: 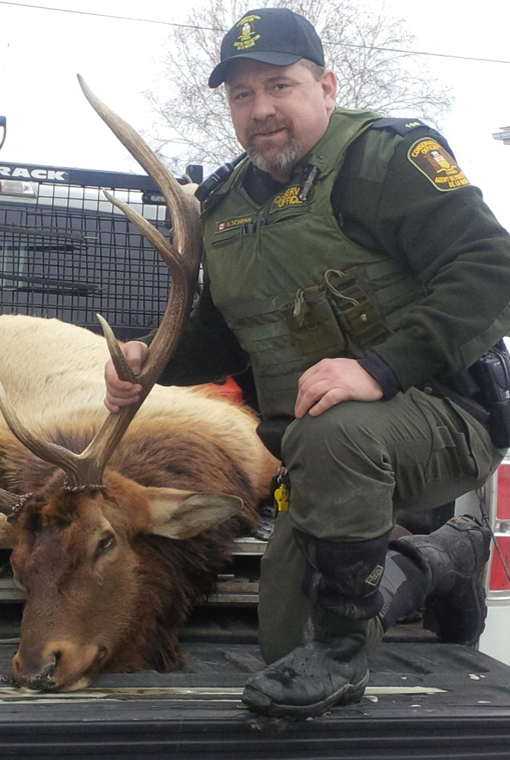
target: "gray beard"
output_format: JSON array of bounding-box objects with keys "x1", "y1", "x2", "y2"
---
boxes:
[{"x1": 247, "y1": 137, "x2": 301, "y2": 176}]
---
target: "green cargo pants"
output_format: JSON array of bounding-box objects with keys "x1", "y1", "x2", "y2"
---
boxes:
[{"x1": 259, "y1": 388, "x2": 503, "y2": 664}]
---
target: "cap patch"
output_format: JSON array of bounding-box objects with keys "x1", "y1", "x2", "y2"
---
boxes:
[
  {"x1": 234, "y1": 15, "x2": 261, "y2": 51},
  {"x1": 408, "y1": 138, "x2": 470, "y2": 192}
]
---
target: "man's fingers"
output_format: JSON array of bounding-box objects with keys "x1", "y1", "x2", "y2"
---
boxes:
[
  {"x1": 104, "y1": 363, "x2": 142, "y2": 395},
  {"x1": 105, "y1": 394, "x2": 138, "y2": 414},
  {"x1": 295, "y1": 381, "x2": 325, "y2": 418},
  {"x1": 295, "y1": 359, "x2": 384, "y2": 417},
  {"x1": 298, "y1": 362, "x2": 322, "y2": 387},
  {"x1": 107, "y1": 390, "x2": 141, "y2": 405},
  {"x1": 107, "y1": 378, "x2": 143, "y2": 396},
  {"x1": 104, "y1": 399, "x2": 120, "y2": 414},
  {"x1": 122, "y1": 341, "x2": 148, "y2": 376},
  {"x1": 307, "y1": 389, "x2": 348, "y2": 417},
  {"x1": 104, "y1": 341, "x2": 147, "y2": 413},
  {"x1": 104, "y1": 391, "x2": 141, "y2": 414},
  {"x1": 297, "y1": 359, "x2": 341, "y2": 398},
  {"x1": 295, "y1": 380, "x2": 348, "y2": 418}
]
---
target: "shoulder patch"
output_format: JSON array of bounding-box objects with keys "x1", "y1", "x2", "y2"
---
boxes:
[
  {"x1": 407, "y1": 138, "x2": 470, "y2": 192},
  {"x1": 370, "y1": 118, "x2": 427, "y2": 136}
]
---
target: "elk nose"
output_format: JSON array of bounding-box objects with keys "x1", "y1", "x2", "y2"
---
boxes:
[
  {"x1": 12, "y1": 650, "x2": 58, "y2": 691},
  {"x1": 13, "y1": 640, "x2": 105, "y2": 691}
]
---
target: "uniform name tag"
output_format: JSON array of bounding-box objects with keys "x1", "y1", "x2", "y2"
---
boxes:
[{"x1": 216, "y1": 216, "x2": 253, "y2": 233}]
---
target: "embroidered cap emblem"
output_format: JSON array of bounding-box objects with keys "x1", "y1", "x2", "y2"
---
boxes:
[{"x1": 234, "y1": 14, "x2": 261, "y2": 51}]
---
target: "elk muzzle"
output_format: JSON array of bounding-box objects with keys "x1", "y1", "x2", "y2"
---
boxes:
[{"x1": 12, "y1": 639, "x2": 107, "y2": 691}]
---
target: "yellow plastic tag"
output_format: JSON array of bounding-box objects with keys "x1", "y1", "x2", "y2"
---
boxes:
[{"x1": 274, "y1": 484, "x2": 290, "y2": 512}]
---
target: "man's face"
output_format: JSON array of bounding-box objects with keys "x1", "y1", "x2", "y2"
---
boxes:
[{"x1": 225, "y1": 60, "x2": 337, "y2": 182}]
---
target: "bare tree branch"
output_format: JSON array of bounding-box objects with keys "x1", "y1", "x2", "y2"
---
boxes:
[{"x1": 143, "y1": 0, "x2": 453, "y2": 172}]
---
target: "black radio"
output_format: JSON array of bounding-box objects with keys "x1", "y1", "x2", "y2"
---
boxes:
[{"x1": 472, "y1": 340, "x2": 510, "y2": 448}]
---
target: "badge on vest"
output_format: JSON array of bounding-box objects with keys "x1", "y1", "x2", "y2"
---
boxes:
[
  {"x1": 407, "y1": 138, "x2": 470, "y2": 192},
  {"x1": 270, "y1": 185, "x2": 315, "y2": 213}
]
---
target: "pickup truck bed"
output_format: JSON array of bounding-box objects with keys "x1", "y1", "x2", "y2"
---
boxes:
[
  {"x1": 1, "y1": 612, "x2": 510, "y2": 759},
  {"x1": 1, "y1": 539, "x2": 510, "y2": 759}
]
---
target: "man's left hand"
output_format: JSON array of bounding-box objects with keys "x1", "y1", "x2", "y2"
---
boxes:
[{"x1": 295, "y1": 358, "x2": 383, "y2": 418}]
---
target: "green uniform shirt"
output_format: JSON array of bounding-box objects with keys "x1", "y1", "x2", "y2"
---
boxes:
[{"x1": 149, "y1": 117, "x2": 510, "y2": 405}]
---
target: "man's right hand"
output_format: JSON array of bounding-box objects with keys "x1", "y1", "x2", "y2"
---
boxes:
[{"x1": 104, "y1": 341, "x2": 148, "y2": 413}]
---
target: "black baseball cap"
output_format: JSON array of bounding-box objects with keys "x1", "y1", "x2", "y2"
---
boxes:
[{"x1": 208, "y1": 8, "x2": 324, "y2": 88}]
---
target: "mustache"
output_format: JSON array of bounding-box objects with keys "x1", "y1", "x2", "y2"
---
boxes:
[{"x1": 247, "y1": 119, "x2": 292, "y2": 139}]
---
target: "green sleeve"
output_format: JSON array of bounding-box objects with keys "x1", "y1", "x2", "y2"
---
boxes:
[
  {"x1": 140, "y1": 270, "x2": 249, "y2": 386},
  {"x1": 341, "y1": 126, "x2": 510, "y2": 390}
]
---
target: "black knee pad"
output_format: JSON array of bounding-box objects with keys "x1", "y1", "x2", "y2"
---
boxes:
[{"x1": 294, "y1": 529, "x2": 391, "y2": 619}]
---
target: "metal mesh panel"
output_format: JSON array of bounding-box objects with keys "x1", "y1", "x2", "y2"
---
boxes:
[{"x1": 0, "y1": 173, "x2": 172, "y2": 340}]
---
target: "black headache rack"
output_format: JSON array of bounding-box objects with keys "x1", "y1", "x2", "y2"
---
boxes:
[{"x1": 0, "y1": 162, "x2": 202, "y2": 340}]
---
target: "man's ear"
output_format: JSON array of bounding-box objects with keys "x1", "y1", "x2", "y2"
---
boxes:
[
  {"x1": 144, "y1": 487, "x2": 243, "y2": 540},
  {"x1": 321, "y1": 68, "x2": 337, "y2": 113},
  {"x1": 0, "y1": 513, "x2": 15, "y2": 549}
]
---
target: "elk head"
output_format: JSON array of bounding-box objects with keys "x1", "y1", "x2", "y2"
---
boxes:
[
  {"x1": 0, "y1": 78, "x2": 244, "y2": 691},
  {"x1": 2, "y1": 473, "x2": 242, "y2": 692}
]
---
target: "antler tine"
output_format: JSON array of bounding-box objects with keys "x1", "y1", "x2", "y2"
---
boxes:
[
  {"x1": 96, "y1": 314, "x2": 137, "y2": 384},
  {"x1": 0, "y1": 79, "x2": 202, "y2": 488},
  {"x1": 69, "y1": 77, "x2": 202, "y2": 485},
  {"x1": 77, "y1": 75, "x2": 201, "y2": 278}
]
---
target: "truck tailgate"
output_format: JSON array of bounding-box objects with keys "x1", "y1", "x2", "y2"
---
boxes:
[{"x1": 0, "y1": 639, "x2": 510, "y2": 759}]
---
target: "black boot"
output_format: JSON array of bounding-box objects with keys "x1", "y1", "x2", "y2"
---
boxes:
[
  {"x1": 243, "y1": 531, "x2": 390, "y2": 718},
  {"x1": 243, "y1": 609, "x2": 369, "y2": 718},
  {"x1": 390, "y1": 514, "x2": 491, "y2": 645}
]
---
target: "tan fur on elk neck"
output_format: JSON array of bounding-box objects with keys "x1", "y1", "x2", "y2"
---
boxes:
[{"x1": 0, "y1": 315, "x2": 274, "y2": 500}]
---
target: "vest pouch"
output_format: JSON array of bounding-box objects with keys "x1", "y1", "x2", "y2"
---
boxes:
[
  {"x1": 284, "y1": 286, "x2": 347, "y2": 357},
  {"x1": 324, "y1": 268, "x2": 391, "y2": 352},
  {"x1": 210, "y1": 226, "x2": 243, "y2": 249},
  {"x1": 232, "y1": 287, "x2": 349, "y2": 417}
]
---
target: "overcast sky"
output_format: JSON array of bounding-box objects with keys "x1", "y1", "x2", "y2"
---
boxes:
[{"x1": 0, "y1": 0, "x2": 509, "y2": 230}]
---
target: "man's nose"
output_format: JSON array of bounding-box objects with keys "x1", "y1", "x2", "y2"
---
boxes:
[{"x1": 250, "y1": 90, "x2": 277, "y2": 121}]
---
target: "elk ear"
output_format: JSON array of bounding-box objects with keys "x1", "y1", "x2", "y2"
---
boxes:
[{"x1": 145, "y1": 487, "x2": 243, "y2": 540}]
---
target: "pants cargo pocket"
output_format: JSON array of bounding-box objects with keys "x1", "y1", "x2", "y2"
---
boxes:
[
  {"x1": 425, "y1": 424, "x2": 477, "y2": 483},
  {"x1": 425, "y1": 397, "x2": 494, "y2": 484}
]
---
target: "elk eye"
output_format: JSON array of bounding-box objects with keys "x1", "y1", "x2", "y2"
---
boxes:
[{"x1": 97, "y1": 533, "x2": 116, "y2": 554}]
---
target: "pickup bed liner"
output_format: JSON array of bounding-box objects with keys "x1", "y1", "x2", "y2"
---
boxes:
[
  {"x1": 1, "y1": 538, "x2": 510, "y2": 759},
  {"x1": 0, "y1": 637, "x2": 510, "y2": 759}
]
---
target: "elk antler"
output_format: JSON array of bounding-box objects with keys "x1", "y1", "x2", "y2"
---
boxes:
[{"x1": 0, "y1": 77, "x2": 201, "y2": 487}]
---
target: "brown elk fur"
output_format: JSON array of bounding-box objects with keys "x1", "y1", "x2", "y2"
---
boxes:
[{"x1": 0, "y1": 314, "x2": 277, "y2": 691}]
